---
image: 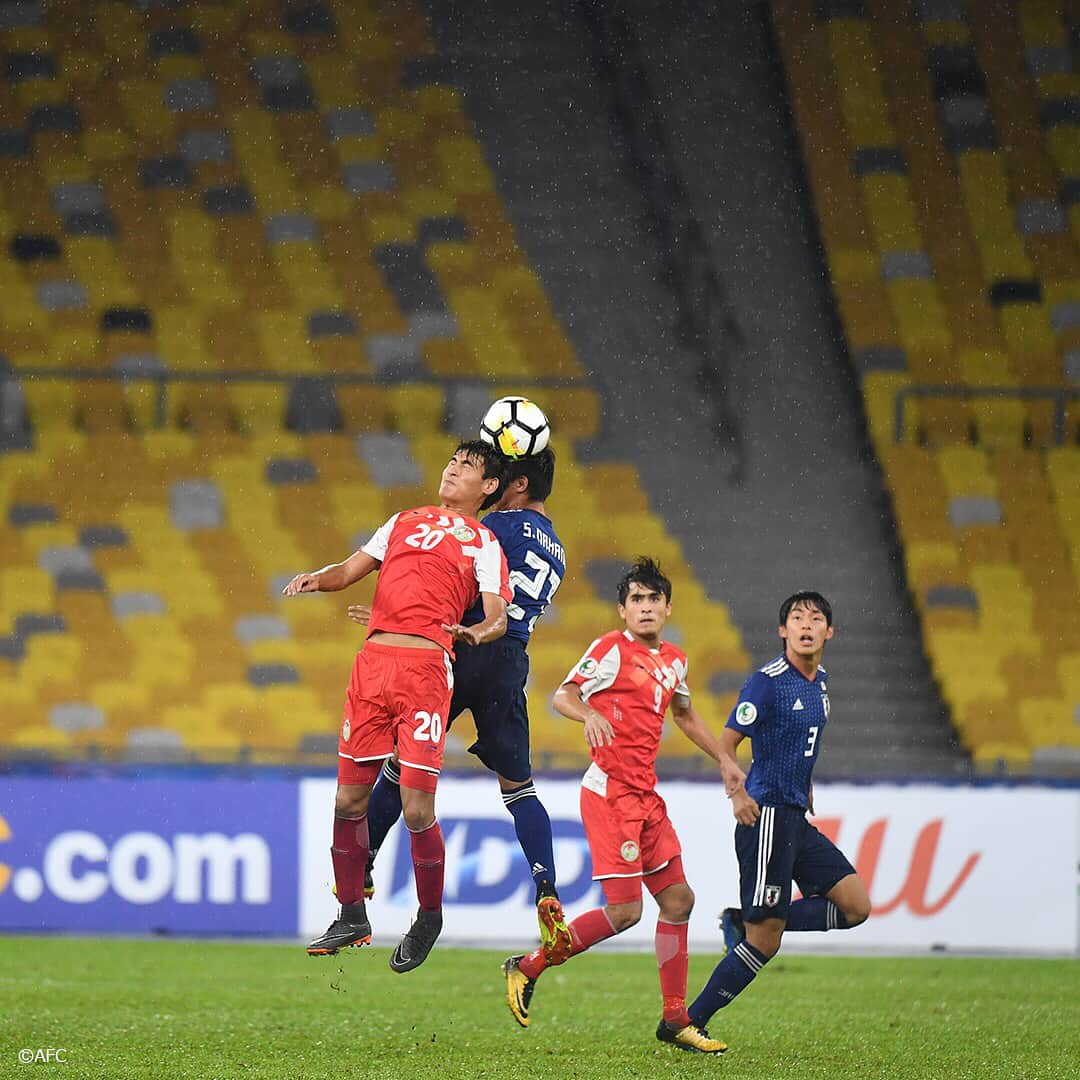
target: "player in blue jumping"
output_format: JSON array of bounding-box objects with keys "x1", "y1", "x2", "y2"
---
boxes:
[
  {"x1": 687, "y1": 591, "x2": 871, "y2": 1036},
  {"x1": 350, "y1": 449, "x2": 573, "y2": 963}
]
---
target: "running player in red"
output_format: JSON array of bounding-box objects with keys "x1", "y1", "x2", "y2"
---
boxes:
[
  {"x1": 283, "y1": 441, "x2": 511, "y2": 972},
  {"x1": 501, "y1": 557, "x2": 741, "y2": 1054}
]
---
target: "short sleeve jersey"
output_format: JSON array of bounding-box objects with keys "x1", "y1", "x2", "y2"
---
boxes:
[
  {"x1": 361, "y1": 506, "x2": 511, "y2": 656},
  {"x1": 725, "y1": 654, "x2": 830, "y2": 810},
  {"x1": 565, "y1": 629, "x2": 690, "y2": 791},
  {"x1": 461, "y1": 509, "x2": 565, "y2": 644}
]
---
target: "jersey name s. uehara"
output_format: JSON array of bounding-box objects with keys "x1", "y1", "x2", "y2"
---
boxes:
[
  {"x1": 461, "y1": 508, "x2": 565, "y2": 644},
  {"x1": 361, "y1": 506, "x2": 511, "y2": 656}
]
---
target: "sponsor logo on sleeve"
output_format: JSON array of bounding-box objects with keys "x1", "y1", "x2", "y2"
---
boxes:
[
  {"x1": 735, "y1": 701, "x2": 757, "y2": 726},
  {"x1": 452, "y1": 525, "x2": 476, "y2": 543},
  {"x1": 620, "y1": 840, "x2": 640, "y2": 863},
  {"x1": 342, "y1": 717, "x2": 351, "y2": 742},
  {"x1": 577, "y1": 658, "x2": 598, "y2": 678}
]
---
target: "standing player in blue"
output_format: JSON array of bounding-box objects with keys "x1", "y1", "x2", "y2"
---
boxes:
[
  {"x1": 687, "y1": 591, "x2": 871, "y2": 1034},
  {"x1": 352, "y1": 449, "x2": 573, "y2": 963}
]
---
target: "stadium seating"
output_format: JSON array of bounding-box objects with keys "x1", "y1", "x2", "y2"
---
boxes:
[
  {"x1": 772, "y1": 0, "x2": 1080, "y2": 770},
  {"x1": 0, "y1": 0, "x2": 746, "y2": 767}
]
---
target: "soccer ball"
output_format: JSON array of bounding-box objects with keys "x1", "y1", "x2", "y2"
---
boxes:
[{"x1": 479, "y1": 396, "x2": 551, "y2": 459}]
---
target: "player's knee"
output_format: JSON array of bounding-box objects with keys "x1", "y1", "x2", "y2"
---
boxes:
[
  {"x1": 746, "y1": 920, "x2": 783, "y2": 959},
  {"x1": 658, "y1": 883, "x2": 694, "y2": 923},
  {"x1": 606, "y1": 901, "x2": 642, "y2": 932},
  {"x1": 401, "y1": 802, "x2": 434, "y2": 832},
  {"x1": 844, "y1": 894, "x2": 871, "y2": 927},
  {"x1": 334, "y1": 786, "x2": 369, "y2": 818}
]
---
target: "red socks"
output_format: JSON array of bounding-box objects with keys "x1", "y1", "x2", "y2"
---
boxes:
[
  {"x1": 656, "y1": 918, "x2": 691, "y2": 1026},
  {"x1": 409, "y1": 820, "x2": 445, "y2": 912},
  {"x1": 331, "y1": 814, "x2": 369, "y2": 906},
  {"x1": 520, "y1": 907, "x2": 616, "y2": 979}
]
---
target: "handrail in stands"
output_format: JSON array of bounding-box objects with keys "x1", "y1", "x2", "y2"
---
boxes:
[{"x1": 893, "y1": 384, "x2": 1080, "y2": 444}]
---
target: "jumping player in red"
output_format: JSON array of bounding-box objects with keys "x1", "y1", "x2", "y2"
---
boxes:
[
  {"x1": 502, "y1": 557, "x2": 741, "y2": 1054},
  {"x1": 283, "y1": 441, "x2": 511, "y2": 972}
]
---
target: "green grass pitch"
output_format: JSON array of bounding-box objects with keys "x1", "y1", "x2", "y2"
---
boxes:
[{"x1": 3, "y1": 937, "x2": 1077, "y2": 1078}]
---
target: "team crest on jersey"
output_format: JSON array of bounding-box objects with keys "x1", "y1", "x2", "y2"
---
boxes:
[
  {"x1": 735, "y1": 701, "x2": 757, "y2": 726},
  {"x1": 578, "y1": 657, "x2": 598, "y2": 677},
  {"x1": 452, "y1": 524, "x2": 476, "y2": 543},
  {"x1": 620, "y1": 840, "x2": 640, "y2": 863},
  {"x1": 764, "y1": 885, "x2": 781, "y2": 907},
  {"x1": 342, "y1": 717, "x2": 351, "y2": 741}
]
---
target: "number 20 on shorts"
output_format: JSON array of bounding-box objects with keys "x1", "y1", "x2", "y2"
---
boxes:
[{"x1": 414, "y1": 711, "x2": 443, "y2": 742}]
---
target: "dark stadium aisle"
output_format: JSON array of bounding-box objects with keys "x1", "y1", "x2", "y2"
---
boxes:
[{"x1": 424, "y1": 0, "x2": 963, "y2": 775}]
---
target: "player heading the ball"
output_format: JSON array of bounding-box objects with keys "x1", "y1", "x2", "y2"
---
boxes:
[
  {"x1": 360, "y1": 445, "x2": 573, "y2": 965},
  {"x1": 502, "y1": 557, "x2": 737, "y2": 1055},
  {"x1": 283, "y1": 441, "x2": 512, "y2": 972},
  {"x1": 686, "y1": 592, "x2": 871, "y2": 1040}
]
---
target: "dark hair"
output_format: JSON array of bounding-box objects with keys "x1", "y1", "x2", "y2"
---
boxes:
[
  {"x1": 506, "y1": 447, "x2": 555, "y2": 502},
  {"x1": 779, "y1": 591, "x2": 833, "y2": 627},
  {"x1": 455, "y1": 440, "x2": 510, "y2": 509},
  {"x1": 617, "y1": 556, "x2": 672, "y2": 605}
]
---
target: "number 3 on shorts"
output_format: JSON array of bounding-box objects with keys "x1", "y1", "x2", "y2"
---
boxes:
[{"x1": 414, "y1": 710, "x2": 443, "y2": 743}]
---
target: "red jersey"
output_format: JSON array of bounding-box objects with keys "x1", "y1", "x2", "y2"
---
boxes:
[
  {"x1": 565, "y1": 629, "x2": 690, "y2": 791},
  {"x1": 361, "y1": 506, "x2": 511, "y2": 655}
]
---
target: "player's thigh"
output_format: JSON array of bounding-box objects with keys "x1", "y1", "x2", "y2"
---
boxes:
[
  {"x1": 338, "y1": 650, "x2": 394, "y2": 786},
  {"x1": 468, "y1": 644, "x2": 532, "y2": 783},
  {"x1": 735, "y1": 804, "x2": 800, "y2": 923},
  {"x1": 580, "y1": 787, "x2": 647, "y2": 894},
  {"x1": 390, "y1": 650, "x2": 454, "y2": 795},
  {"x1": 639, "y1": 794, "x2": 684, "y2": 890},
  {"x1": 792, "y1": 819, "x2": 858, "y2": 904},
  {"x1": 445, "y1": 642, "x2": 483, "y2": 731}
]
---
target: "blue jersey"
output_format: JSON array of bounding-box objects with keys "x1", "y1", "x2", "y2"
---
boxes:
[
  {"x1": 462, "y1": 509, "x2": 564, "y2": 644},
  {"x1": 725, "y1": 654, "x2": 830, "y2": 810}
]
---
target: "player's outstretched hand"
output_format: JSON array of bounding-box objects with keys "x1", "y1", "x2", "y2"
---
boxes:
[
  {"x1": 731, "y1": 788, "x2": 761, "y2": 826},
  {"x1": 282, "y1": 573, "x2": 319, "y2": 596},
  {"x1": 583, "y1": 710, "x2": 615, "y2": 749},
  {"x1": 347, "y1": 604, "x2": 372, "y2": 626},
  {"x1": 442, "y1": 622, "x2": 483, "y2": 647}
]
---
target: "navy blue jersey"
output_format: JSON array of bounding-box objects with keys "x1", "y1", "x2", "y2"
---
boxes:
[
  {"x1": 725, "y1": 654, "x2": 830, "y2": 810},
  {"x1": 462, "y1": 509, "x2": 564, "y2": 644}
]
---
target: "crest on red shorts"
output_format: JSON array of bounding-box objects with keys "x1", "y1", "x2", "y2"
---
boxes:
[
  {"x1": 764, "y1": 885, "x2": 781, "y2": 907},
  {"x1": 342, "y1": 717, "x2": 351, "y2": 741},
  {"x1": 620, "y1": 840, "x2": 640, "y2": 862}
]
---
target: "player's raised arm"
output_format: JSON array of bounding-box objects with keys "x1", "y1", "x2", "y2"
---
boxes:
[
  {"x1": 442, "y1": 590, "x2": 507, "y2": 647},
  {"x1": 282, "y1": 549, "x2": 379, "y2": 596},
  {"x1": 552, "y1": 682, "x2": 614, "y2": 748}
]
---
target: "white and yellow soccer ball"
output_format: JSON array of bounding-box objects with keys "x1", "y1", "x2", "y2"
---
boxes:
[{"x1": 479, "y1": 396, "x2": 551, "y2": 459}]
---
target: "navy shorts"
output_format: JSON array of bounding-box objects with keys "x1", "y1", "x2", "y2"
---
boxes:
[
  {"x1": 735, "y1": 804, "x2": 855, "y2": 923},
  {"x1": 448, "y1": 637, "x2": 532, "y2": 784}
]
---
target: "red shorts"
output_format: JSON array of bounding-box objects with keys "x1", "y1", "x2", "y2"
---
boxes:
[
  {"x1": 580, "y1": 769, "x2": 685, "y2": 905},
  {"x1": 337, "y1": 641, "x2": 454, "y2": 794}
]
